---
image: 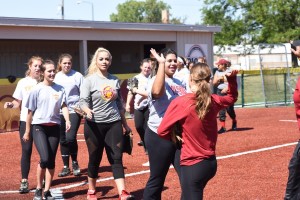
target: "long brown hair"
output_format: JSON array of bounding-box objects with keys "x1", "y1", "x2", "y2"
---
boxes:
[
  {"x1": 190, "y1": 63, "x2": 212, "y2": 119},
  {"x1": 56, "y1": 53, "x2": 72, "y2": 72},
  {"x1": 25, "y1": 56, "x2": 43, "y2": 77}
]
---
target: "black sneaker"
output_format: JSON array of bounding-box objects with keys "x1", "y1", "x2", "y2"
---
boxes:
[
  {"x1": 43, "y1": 190, "x2": 55, "y2": 200},
  {"x1": 218, "y1": 127, "x2": 226, "y2": 134},
  {"x1": 232, "y1": 122, "x2": 237, "y2": 130},
  {"x1": 19, "y1": 180, "x2": 30, "y2": 194},
  {"x1": 72, "y1": 161, "x2": 81, "y2": 176},
  {"x1": 58, "y1": 167, "x2": 71, "y2": 177},
  {"x1": 33, "y1": 188, "x2": 42, "y2": 200}
]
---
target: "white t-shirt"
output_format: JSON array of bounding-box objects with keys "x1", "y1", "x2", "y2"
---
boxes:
[
  {"x1": 174, "y1": 67, "x2": 190, "y2": 91},
  {"x1": 54, "y1": 69, "x2": 84, "y2": 113},
  {"x1": 13, "y1": 76, "x2": 38, "y2": 122}
]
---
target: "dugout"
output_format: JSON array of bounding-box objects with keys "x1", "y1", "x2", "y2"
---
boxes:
[{"x1": 0, "y1": 17, "x2": 220, "y2": 132}]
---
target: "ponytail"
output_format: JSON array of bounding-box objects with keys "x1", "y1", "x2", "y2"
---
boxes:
[{"x1": 190, "y1": 63, "x2": 212, "y2": 119}]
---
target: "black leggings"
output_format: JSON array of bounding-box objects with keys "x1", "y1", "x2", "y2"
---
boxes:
[
  {"x1": 134, "y1": 107, "x2": 149, "y2": 146},
  {"x1": 59, "y1": 113, "x2": 81, "y2": 166},
  {"x1": 181, "y1": 156, "x2": 217, "y2": 200},
  {"x1": 143, "y1": 128, "x2": 181, "y2": 200},
  {"x1": 19, "y1": 121, "x2": 33, "y2": 179},
  {"x1": 84, "y1": 120, "x2": 124, "y2": 179},
  {"x1": 285, "y1": 140, "x2": 300, "y2": 200},
  {"x1": 33, "y1": 124, "x2": 60, "y2": 169},
  {"x1": 217, "y1": 89, "x2": 236, "y2": 122}
]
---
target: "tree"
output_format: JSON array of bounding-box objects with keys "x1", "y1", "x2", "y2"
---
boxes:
[
  {"x1": 201, "y1": 0, "x2": 300, "y2": 45},
  {"x1": 110, "y1": 0, "x2": 184, "y2": 24}
]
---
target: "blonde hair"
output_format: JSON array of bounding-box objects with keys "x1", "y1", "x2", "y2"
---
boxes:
[
  {"x1": 86, "y1": 47, "x2": 112, "y2": 76},
  {"x1": 56, "y1": 53, "x2": 72, "y2": 72},
  {"x1": 190, "y1": 63, "x2": 212, "y2": 119},
  {"x1": 25, "y1": 56, "x2": 43, "y2": 77}
]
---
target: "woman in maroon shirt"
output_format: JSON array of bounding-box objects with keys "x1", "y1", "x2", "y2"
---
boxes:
[{"x1": 157, "y1": 62, "x2": 238, "y2": 200}]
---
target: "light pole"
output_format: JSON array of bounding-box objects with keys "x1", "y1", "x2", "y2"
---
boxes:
[{"x1": 77, "y1": 0, "x2": 94, "y2": 21}]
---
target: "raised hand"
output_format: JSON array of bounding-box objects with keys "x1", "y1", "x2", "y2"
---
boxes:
[
  {"x1": 150, "y1": 48, "x2": 165, "y2": 63},
  {"x1": 226, "y1": 70, "x2": 239, "y2": 77}
]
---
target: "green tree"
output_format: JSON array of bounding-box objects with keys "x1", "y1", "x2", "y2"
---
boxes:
[
  {"x1": 202, "y1": 0, "x2": 300, "y2": 45},
  {"x1": 110, "y1": 0, "x2": 184, "y2": 23}
]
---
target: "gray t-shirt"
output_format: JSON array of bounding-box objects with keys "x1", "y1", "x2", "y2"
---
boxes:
[
  {"x1": 54, "y1": 69, "x2": 84, "y2": 113},
  {"x1": 79, "y1": 73, "x2": 123, "y2": 123},
  {"x1": 25, "y1": 82, "x2": 66, "y2": 125},
  {"x1": 147, "y1": 76, "x2": 187, "y2": 133}
]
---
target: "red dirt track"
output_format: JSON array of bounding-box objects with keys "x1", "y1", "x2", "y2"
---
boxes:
[{"x1": 0, "y1": 106, "x2": 299, "y2": 199}]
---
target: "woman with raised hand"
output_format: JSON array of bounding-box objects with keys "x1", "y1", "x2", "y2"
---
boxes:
[
  {"x1": 54, "y1": 53, "x2": 84, "y2": 177},
  {"x1": 4, "y1": 56, "x2": 42, "y2": 194},
  {"x1": 26, "y1": 59, "x2": 71, "y2": 200},
  {"x1": 78, "y1": 47, "x2": 134, "y2": 200},
  {"x1": 158, "y1": 63, "x2": 238, "y2": 200},
  {"x1": 143, "y1": 48, "x2": 187, "y2": 200}
]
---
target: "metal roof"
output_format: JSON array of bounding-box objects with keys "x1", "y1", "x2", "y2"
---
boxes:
[{"x1": 0, "y1": 17, "x2": 221, "y2": 33}]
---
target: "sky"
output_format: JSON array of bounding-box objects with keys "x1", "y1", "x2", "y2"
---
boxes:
[{"x1": 0, "y1": 0, "x2": 203, "y2": 25}]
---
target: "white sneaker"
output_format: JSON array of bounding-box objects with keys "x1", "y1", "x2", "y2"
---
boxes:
[{"x1": 142, "y1": 161, "x2": 150, "y2": 167}]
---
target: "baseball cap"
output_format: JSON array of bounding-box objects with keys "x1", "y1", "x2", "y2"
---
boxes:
[{"x1": 215, "y1": 59, "x2": 229, "y2": 65}]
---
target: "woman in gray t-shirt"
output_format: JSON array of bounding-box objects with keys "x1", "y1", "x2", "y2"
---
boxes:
[
  {"x1": 79, "y1": 47, "x2": 134, "y2": 200},
  {"x1": 25, "y1": 60, "x2": 71, "y2": 200}
]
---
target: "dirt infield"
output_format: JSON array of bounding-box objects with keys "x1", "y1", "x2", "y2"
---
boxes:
[{"x1": 0, "y1": 106, "x2": 299, "y2": 199}]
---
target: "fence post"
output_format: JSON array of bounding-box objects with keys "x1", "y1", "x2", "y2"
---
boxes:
[
  {"x1": 241, "y1": 73, "x2": 244, "y2": 107},
  {"x1": 284, "y1": 73, "x2": 287, "y2": 105}
]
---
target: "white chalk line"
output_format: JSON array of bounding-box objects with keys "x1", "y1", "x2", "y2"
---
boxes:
[{"x1": 0, "y1": 141, "x2": 298, "y2": 196}]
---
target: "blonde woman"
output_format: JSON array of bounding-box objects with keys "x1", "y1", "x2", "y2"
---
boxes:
[
  {"x1": 79, "y1": 47, "x2": 134, "y2": 200},
  {"x1": 4, "y1": 56, "x2": 42, "y2": 193}
]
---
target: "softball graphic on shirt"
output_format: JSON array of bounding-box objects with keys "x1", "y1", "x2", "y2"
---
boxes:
[{"x1": 101, "y1": 85, "x2": 117, "y2": 101}]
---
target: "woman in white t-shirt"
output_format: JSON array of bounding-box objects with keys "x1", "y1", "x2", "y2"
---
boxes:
[
  {"x1": 54, "y1": 53, "x2": 84, "y2": 178},
  {"x1": 4, "y1": 56, "x2": 42, "y2": 194},
  {"x1": 125, "y1": 59, "x2": 151, "y2": 154}
]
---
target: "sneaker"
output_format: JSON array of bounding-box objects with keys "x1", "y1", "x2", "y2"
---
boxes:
[
  {"x1": 137, "y1": 141, "x2": 144, "y2": 146},
  {"x1": 19, "y1": 180, "x2": 29, "y2": 194},
  {"x1": 142, "y1": 161, "x2": 150, "y2": 167},
  {"x1": 232, "y1": 121, "x2": 237, "y2": 130},
  {"x1": 72, "y1": 161, "x2": 81, "y2": 176},
  {"x1": 58, "y1": 167, "x2": 71, "y2": 177},
  {"x1": 218, "y1": 127, "x2": 226, "y2": 134},
  {"x1": 33, "y1": 188, "x2": 42, "y2": 200},
  {"x1": 43, "y1": 190, "x2": 55, "y2": 200},
  {"x1": 87, "y1": 189, "x2": 97, "y2": 200},
  {"x1": 119, "y1": 190, "x2": 135, "y2": 200}
]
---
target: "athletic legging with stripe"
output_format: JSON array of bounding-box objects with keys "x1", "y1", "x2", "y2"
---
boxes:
[
  {"x1": 59, "y1": 113, "x2": 81, "y2": 167},
  {"x1": 84, "y1": 120, "x2": 124, "y2": 179},
  {"x1": 32, "y1": 124, "x2": 60, "y2": 169},
  {"x1": 19, "y1": 121, "x2": 33, "y2": 179}
]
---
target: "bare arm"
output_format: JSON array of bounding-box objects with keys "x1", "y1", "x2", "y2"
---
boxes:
[
  {"x1": 24, "y1": 110, "x2": 33, "y2": 142},
  {"x1": 150, "y1": 48, "x2": 166, "y2": 99},
  {"x1": 125, "y1": 91, "x2": 134, "y2": 113},
  {"x1": 61, "y1": 103, "x2": 71, "y2": 132},
  {"x1": 291, "y1": 46, "x2": 300, "y2": 58}
]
